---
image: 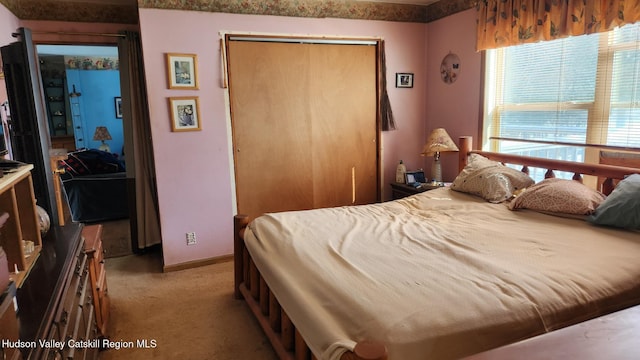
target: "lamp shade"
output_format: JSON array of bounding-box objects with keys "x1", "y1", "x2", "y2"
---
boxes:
[
  {"x1": 93, "y1": 126, "x2": 112, "y2": 141},
  {"x1": 421, "y1": 128, "x2": 459, "y2": 156}
]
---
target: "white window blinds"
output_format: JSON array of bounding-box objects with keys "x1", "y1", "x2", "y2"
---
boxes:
[{"x1": 484, "y1": 22, "x2": 640, "y2": 167}]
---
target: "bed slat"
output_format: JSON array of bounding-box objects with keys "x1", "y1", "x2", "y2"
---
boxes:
[
  {"x1": 270, "y1": 291, "x2": 282, "y2": 332},
  {"x1": 544, "y1": 169, "x2": 555, "y2": 179},
  {"x1": 234, "y1": 214, "x2": 249, "y2": 299},
  {"x1": 243, "y1": 248, "x2": 250, "y2": 291},
  {"x1": 602, "y1": 178, "x2": 615, "y2": 194},
  {"x1": 295, "y1": 329, "x2": 311, "y2": 360},
  {"x1": 249, "y1": 259, "x2": 259, "y2": 300},
  {"x1": 260, "y1": 276, "x2": 269, "y2": 315},
  {"x1": 282, "y1": 311, "x2": 295, "y2": 351}
]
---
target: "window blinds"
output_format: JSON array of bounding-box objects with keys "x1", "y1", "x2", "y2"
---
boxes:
[{"x1": 485, "y1": 22, "x2": 640, "y2": 158}]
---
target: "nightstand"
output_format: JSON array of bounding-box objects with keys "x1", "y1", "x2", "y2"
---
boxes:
[{"x1": 390, "y1": 182, "x2": 442, "y2": 200}]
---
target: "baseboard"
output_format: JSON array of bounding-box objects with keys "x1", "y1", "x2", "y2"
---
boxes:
[{"x1": 162, "y1": 254, "x2": 233, "y2": 272}]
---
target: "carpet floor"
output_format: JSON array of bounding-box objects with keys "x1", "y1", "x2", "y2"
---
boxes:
[
  {"x1": 100, "y1": 250, "x2": 278, "y2": 359},
  {"x1": 100, "y1": 219, "x2": 133, "y2": 258}
]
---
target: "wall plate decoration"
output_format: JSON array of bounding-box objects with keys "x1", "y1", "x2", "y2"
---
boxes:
[{"x1": 440, "y1": 52, "x2": 460, "y2": 84}]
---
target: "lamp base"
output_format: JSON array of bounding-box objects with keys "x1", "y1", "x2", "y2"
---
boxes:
[
  {"x1": 98, "y1": 141, "x2": 111, "y2": 153},
  {"x1": 431, "y1": 160, "x2": 442, "y2": 183},
  {"x1": 431, "y1": 153, "x2": 442, "y2": 184}
]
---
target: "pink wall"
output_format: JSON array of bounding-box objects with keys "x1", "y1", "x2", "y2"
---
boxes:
[
  {"x1": 138, "y1": 9, "x2": 430, "y2": 267},
  {"x1": 0, "y1": 3, "x2": 483, "y2": 269},
  {"x1": 425, "y1": 9, "x2": 482, "y2": 181}
]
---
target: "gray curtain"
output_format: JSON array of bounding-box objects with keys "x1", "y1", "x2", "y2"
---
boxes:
[
  {"x1": 118, "y1": 31, "x2": 162, "y2": 250},
  {"x1": 380, "y1": 40, "x2": 396, "y2": 131}
]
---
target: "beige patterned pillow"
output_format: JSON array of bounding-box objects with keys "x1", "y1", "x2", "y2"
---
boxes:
[
  {"x1": 451, "y1": 154, "x2": 534, "y2": 203},
  {"x1": 509, "y1": 178, "x2": 606, "y2": 215}
]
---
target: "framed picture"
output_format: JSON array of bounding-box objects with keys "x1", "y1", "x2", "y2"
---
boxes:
[
  {"x1": 396, "y1": 73, "x2": 414, "y2": 88},
  {"x1": 169, "y1": 97, "x2": 201, "y2": 132},
  {"x1": 114, "y1": 97, "x2": 122, "y2": 118},
  {"x1": 166, "y1": 53, "x2": 199, "y2": 89}
]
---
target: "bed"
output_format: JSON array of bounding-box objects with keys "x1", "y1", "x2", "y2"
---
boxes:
[{"x1": 233, "y1": 136, "x2": 640, "y2": 360}]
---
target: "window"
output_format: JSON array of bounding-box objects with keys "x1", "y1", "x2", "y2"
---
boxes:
[{"x1": 483, "y1": 22, "x2": 640, "y2": 181}]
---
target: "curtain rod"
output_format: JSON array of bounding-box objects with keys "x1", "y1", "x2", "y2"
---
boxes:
[{"x1": 29, "y1": 31, "x2": 126, "y2": 38}]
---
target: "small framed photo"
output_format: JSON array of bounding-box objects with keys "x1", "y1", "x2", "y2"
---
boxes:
[
  {"x1": 396, "y1": 73, "x2": 414, "y2": 88},
  {"x1": 114, "y1": 97, "x2": 122, "y2": 118},
  {"x1": 166, "y1": 53, "x2": 199, "y2": 89},
  {"x1": 169, "y1": 97, "x2": 201, "y2": 132},
  {"x1": 405, "y1": 170, "x2": 426, "y2": 184}
]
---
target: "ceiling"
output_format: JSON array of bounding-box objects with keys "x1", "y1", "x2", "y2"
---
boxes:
[{"x1": 4, "y1": 0, "x2": 465, "y2": 24}]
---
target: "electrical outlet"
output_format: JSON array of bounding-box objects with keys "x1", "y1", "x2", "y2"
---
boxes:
[{"x1": 186, "y1": 232, "x2": 197, "y2": 245}]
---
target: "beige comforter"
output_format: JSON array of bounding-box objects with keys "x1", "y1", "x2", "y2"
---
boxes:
[{"x1": 244, "y1": 187, "x2": 640, "y2": 360}]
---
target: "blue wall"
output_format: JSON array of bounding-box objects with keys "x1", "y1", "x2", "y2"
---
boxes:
[{"x1": 66, "y1": 69, "x2": 123, "y2": 156}]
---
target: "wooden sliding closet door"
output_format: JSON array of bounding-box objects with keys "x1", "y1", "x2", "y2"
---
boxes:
[{"x1": 228, "y1": 39, "x2": 378, "y2": 219}]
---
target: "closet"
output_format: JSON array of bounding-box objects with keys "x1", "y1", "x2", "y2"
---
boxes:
[{"x1": 227, "y1": 37, "x2": 380, "y2": 219}]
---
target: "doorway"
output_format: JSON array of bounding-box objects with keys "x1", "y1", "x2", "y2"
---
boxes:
[
  {"x1": 37, "y1": 45, "x2": 123, "y2": 156},
  {"x1": 36, "y1": 44, "x2": 132, "y2": 258}
]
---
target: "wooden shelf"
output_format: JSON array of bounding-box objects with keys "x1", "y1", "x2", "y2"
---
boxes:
[{"x1": 0, "y1": 164, "x2": 43, "y2": 288}]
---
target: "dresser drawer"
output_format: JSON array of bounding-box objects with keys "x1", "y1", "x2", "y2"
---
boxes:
[
  {"x1": 53, "y1": 250, "x2": 88, "y2": 339},
  {"x1": 81, "y1": 224, "x2": 109, "y2": 338},
  {"x1": 0, "y1": 284, "x2": 21, "y2": 360}
]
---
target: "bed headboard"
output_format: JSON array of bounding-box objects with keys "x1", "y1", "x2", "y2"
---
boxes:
[{"x1": 458, "y1": 136, "x2": 640, "y2": 195}]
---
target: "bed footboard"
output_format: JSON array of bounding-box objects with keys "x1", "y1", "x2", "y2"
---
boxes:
[{"x1": 234, "y1": 215, "x2": 387, "y2": 360}]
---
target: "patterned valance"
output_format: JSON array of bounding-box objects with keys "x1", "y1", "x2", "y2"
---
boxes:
[
  {"x1": 476, "y1": 0, "x2": 640, "y2": 51},
  {"x1": 64, "y1": 56, "x2": 119, "y2": 70}
]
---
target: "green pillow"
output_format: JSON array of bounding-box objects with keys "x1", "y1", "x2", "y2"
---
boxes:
[{"x1": 588, "y1": 174, "x2": 640, "y2": 230}]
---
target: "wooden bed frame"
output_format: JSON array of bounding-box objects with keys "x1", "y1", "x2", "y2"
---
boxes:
[{"x1": 233, "y1": 136, "x2": 640, "y2": 360}]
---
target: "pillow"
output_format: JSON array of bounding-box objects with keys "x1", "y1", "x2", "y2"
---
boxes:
[
  {"x1": 451, "y1": 154, "x2": 535, "y2": 203},
  {"x1": 588, "y1": 174, "x2": 640, "y2": 229},
  {"x1": 60, "y1": 149, "x2": 125, "y2": 176},
  {"x1": 59, "y1": 152, "x2": 91, "y2": 176},
  {"x1": 509, "y1": 178, "x2": 606, "y2": 215}
]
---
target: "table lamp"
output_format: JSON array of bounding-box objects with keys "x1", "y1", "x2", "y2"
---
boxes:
[
  {"x1": 421, "y1": 128, "x2": 459, "y2": 184},
  {"x1": 93, "y1": 126, "x2": 112, "y2": 153}
]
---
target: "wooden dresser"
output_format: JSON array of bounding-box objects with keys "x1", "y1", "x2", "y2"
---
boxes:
[
  {"x1": 82, "y1": 224, "x2": 110, "y2": 337},
  {"x1": 0, "y1": 163, "x2": 112, "y2": 359},
  {"x1": 38, "y1": 233, "x2": 98, "y2": 360},
  {"x1": 1, "y1": 282, "x2": 20, "y2": 360},
  {"x1": 11, "y1": 224, "x2": 111, "y2": 360}
]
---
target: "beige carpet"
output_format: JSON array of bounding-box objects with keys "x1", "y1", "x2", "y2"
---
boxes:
[
  {"x1": 100, "y1": 250, "x2": 278, "y2": 360},
  {"x1": 100, "y1": 219, "x2": 133, "y2": 258}
]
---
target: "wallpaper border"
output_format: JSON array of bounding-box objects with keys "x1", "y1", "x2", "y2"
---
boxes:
[
  {"x1": 425, "y1": 0, "x2": 474, "y2": 22},
  {"x1": 138, "y1": 0, "x2": 429, "y2": 23},
  {"x1": 0, "y1": 0, "x2": 139, "y2": 24},
  {"x1": 0, "y1": 0, "x2": 471, "y2": 25}
]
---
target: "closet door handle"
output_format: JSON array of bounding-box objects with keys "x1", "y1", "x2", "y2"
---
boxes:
[{"x1": 351, "y1": 166, "x2": 356, "y2": 204}]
